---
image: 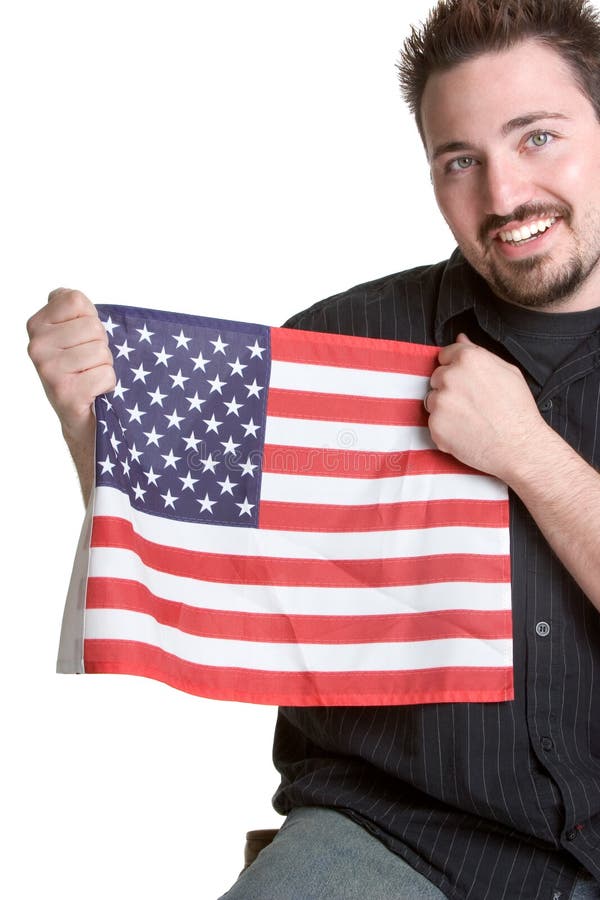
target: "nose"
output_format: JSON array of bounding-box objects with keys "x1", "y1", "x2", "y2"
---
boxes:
[{"x1": 482, "y1": 157, "x2": 532, "y2": 218}]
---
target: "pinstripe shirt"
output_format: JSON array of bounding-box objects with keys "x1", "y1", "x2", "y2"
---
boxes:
[{"x1": 271, "y1": 248, "x2": 600, "y2": 900}]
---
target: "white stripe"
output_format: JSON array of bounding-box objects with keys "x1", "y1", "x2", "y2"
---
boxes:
[
  {"x1": 260, "y1": 471, "x2": 507, "y2": 505},
  {"x1": 89, "y1": 547, "x2": 512, "y2": 616},
  {"x1": 95, "y1": 485, "x2": 509, "y2": 558},
  {"x1": 269, "y1": 359, "x2": 430, "y2": 400},
  {"x1": 264, "y1": 416, "x2": 435, "y2": 452},
  {"x1": 85, "y1": 608, "x2": 513, "y2": 672}
]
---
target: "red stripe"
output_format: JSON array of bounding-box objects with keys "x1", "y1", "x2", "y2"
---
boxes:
[
  {"x1": 91, "y1": 516, "x2": 510, "y2": 587},
  {"x1": 87, "y1": 578, "x2": 513, "y2": 644},
  {"x1": 262, "y1": 445, "x2": 475, "y2": 478},
  {"x1": 271, "y1": 326, "x2": 438, "y2": 376},
  {"x1": 258, "y1": 498, "x2": 509, "y2": 532},
  {"x1": 267, "y1": 388, "x2": 427, "y2": 426},
  {"x1": 84, "y1": 639, "x2": 514, "y2": 705}
]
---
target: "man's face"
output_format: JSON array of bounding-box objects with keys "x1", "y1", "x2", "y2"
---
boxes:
[{"x1": 421, "y1": 39, "x2": 600, "y2": 310}]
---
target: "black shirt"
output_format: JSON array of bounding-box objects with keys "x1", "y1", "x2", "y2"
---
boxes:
[{"x1": 271, "y1": 249, "x2": 600, "y2": 900}]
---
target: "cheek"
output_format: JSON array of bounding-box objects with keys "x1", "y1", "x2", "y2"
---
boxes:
[{"x1": 435, "y1": 187, "x2": 481, "y2": 245}]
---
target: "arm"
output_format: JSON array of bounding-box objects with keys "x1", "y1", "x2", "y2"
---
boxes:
[
  {"x1": 426, "y1": 334, "x2": 600, "y2": 612},
  {"x1": 27, "y1": 288, "x2": 116, "y2": 505}
]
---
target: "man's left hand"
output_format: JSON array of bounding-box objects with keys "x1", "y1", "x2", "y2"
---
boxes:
[{"x1": 425, "y1": 333, "x2": 546, "y2": 482}]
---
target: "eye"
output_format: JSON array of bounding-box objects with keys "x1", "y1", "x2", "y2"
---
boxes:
[
  {"x1": 447, "y1": 156, "x2": 476, "y2": 172},
  {"x1": 527, "y1": 131, "x2": 553, "y2": 148}
]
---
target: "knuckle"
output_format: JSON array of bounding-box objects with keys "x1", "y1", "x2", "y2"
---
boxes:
[{"x1": 36, "y1": 360, "x2": 61, "y2": 392}]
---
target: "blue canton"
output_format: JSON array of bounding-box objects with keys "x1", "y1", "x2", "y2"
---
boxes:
[{"x1": 95, "y1": 304, "x2": 270, "y2": 527}]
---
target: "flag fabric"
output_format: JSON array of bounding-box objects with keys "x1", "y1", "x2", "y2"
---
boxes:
[{"x1": 57, "y1": 303, "x2": 513, "y2": 706}]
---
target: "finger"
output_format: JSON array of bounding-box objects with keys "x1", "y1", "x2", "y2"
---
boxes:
[
  {"x1": 36, "y1": 340, "x2": 114, "y2": 382},
  {"x1": 423, "y1": 389, "x2": 436, "y2": 413},
  {"x1": 52, "y1": 365, "x2": 117, "y2": 418},
  {"x1": 456, "y1": 332, "x2": 475, "y2": 345},
  {"x1": 28, "y1": 315, "x2": 109, "y2": 361},
  {"x1": 45, "y1": 289, "x2": 96, "y2": 324}
]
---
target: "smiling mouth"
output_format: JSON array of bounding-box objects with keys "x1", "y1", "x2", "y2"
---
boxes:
[{"x1": 495, "y1": 215, "x2": 560, "y2": 247}]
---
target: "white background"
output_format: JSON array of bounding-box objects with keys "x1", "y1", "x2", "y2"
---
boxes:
[{"x1": 5, "y1": 0, "x2": 483, "y2": 897}]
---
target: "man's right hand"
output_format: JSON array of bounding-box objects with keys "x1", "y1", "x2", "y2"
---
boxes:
[{"x1": 27, "y1": 288, "x2": 116, "y2": 503}]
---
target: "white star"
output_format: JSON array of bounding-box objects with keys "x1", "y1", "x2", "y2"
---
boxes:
[
  {"x1": 98, "y1": 455, "x2": 115, "y2": 475},
  {"x1": 223, "y1": 396, "x2": 243, "y2": 417},
  {"x1": 164, "y1": 408, "x2": 185, "y2": 430},
  {"x1": 186, "y1": 392, "x2": 204, "y2": 412},
  {"x1": 121, "y1": 458, "x2": 131, "y2": 476},
  {"x1": 112, "y1": 379, "x2": 129, "y2": 400},
  {"x1": 246, "y1": 339, "x2": 266, "y2": 359},
  {"x1": 143, "y1": 426, "x2": 164, "y2": 447},
  {"x1": 161, "y1": 448, "x2": 181, "y2": 469},
  {"x1": 172, "y1": 329, "x2": 192, "y2": 349},
  {"x1": 132, "y1": 482, "x2": 147, "y2": 501},
  {"x1": 129, "y1": 444, "x2": 143, "y2": 463},
  {"x1": 115, "y1": 340, "x2": 134, "y2": 360},
  {"x1": 102, "y1": 316, "x2": 119, "y2": 337},
  {"x1": 130, "y1": 362, "x2": 151, "y2": 383},
  {"x1": 241, "y1": 418, "x2": 260, "y2": 438},
  {"x1": 143, "y1": 466, "x2": 161, "y2": 486},
  {"x1": 98, "y1": 418, "x2": 109, "y2": 434},
  {"x1": 191, "y1": 351, "x2": 209, "y2": 372},
  {"x1": 227, "y1": 357, "x2": 247, "y2": 377},
  {"x1": 160, "y1": 489, "x2": 178, "y2": 509},
  {"x1": 220, "y1": 435, "x2": 240, "y2": 455},
  {"x1": 210, "y1": 334, "x2": 229, "y2": 355},
  {"x1": 217, "y1": 475, "x2": 237, "y2": 495},
  {"x1": 169, "y1": 369, "x2": 190, "y2": 390},
  {"x1": 110, "y1": 432, "x2": 121, "y2": 453},
  {"x1": 203, "y1": 413, "x2": 223, "y2": 434},
  {"x1": 182, "y1": 431, "x2": 202, "y2": 451},
  {"x1": 207, "y1": 373, "x2": 227, "y2": 394},
  {"x1": 197, "y1": 493, "x2": 217, "y2": 513},
  {"x1": 136, "y1": 323, "x2": 154, "y2": 343},
  {"x1": 147, "y1": 385, "x2": 167, "y2": 406},
  {"x1": 236, "y1": 497, "x2": 255, "y2": 517},
  {"x1": 101, "y1": 396, "x2": 113, "y2": 411},
  {"x1": 239, "y1": 456, "x2": 258, "y2": 477},
  {"x1": 126, "y1": 403, "x2": 147, "y2": 424},
  {"x1": 245, "y1": 379, "x2": 263, "y2": 399},
  {"x1": 179, "y1": 470, "x2": 199, "y2": 491},
  {"x1": 201, "y1": 452, "x2": 219, "y2": 473},
  {"x1": 153, "y1": 346, "x2": 173, "y2": 367}
]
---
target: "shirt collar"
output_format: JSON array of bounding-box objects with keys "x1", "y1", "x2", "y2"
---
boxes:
[{"x1": 434, "y1": 247, "x2": 506, "y2": 346}]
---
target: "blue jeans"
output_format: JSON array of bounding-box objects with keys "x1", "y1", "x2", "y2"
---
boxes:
[{"x1": 219, "y1": 807, "x2": 600, "y2": 900}]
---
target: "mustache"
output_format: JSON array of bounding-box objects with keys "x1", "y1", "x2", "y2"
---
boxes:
[{"x1": 479, "y1": 203, "x2": 571, "y2": 243}]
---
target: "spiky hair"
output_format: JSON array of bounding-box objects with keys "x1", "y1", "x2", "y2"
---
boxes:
[{"x1": 397, "y1": 0, "x2": 600, "y2": 138}]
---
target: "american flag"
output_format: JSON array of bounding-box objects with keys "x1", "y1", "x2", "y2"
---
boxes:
[{"x1": 57, "y1": 303, "x2": 513, "y2": 706}]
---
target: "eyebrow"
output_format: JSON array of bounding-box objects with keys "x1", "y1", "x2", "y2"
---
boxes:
[{"x1": 430, "y1": 111, "x2": 571, "y2": 161}]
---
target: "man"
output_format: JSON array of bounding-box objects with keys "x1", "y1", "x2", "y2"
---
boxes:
[{"x1": 27, "y1": 0, "x2": 600, "y2": 897}]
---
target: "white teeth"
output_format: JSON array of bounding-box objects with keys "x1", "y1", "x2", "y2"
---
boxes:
[{"x1": 499, "y1": 216, "x2": 558, "y2": 243}]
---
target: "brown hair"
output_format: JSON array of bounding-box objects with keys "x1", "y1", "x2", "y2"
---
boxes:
[{"x1": 397, "y1": 0, "x2": 600, "y2": 139}]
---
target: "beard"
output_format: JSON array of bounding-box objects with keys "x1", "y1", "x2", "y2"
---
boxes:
[
  {"x1": 483, "y1": 251, "x2": 587, "y2": 308},
  {"x1": 459, "y1": 203, "x2": 600, "y2": 310}
]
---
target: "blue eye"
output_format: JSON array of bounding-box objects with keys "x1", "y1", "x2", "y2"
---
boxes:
[
  {"x1": 448, "y1": 156, "x2": 475, "y2": 172},
  {"x1": 528, "y1": 132, "x2": 552, "y2": 148}
]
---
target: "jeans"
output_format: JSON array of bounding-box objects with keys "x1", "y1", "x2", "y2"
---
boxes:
[{"x1": 219, "y1": 807, "x2": 600, "y2": 900}]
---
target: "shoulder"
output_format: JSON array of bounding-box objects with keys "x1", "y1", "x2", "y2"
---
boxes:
[{"x1": 282, "y1": 258, "x2": 451, "y2": 342}]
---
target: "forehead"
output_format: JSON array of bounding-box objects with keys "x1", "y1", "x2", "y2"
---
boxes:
[{"x1": 420, "y1": 39, "x2": 592, "y2": 156}]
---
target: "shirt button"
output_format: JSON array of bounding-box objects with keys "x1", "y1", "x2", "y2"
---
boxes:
[
  {"x1": 566, "y1": 829, "x2": 578, "y2": 841},
  {"x1": 540, "y1": 399, "x2": 553, "y2": 412},
  {"x1": 536, "y1": 621, "x2": 550, "y2": 637},
  {"x1": 541, "y1": 737, "x2": 554, "y2": 751}
]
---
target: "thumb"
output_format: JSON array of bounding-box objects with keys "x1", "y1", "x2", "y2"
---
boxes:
[{"x1": 456, "y1": 332, "x2": 475, "y2": 345}]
